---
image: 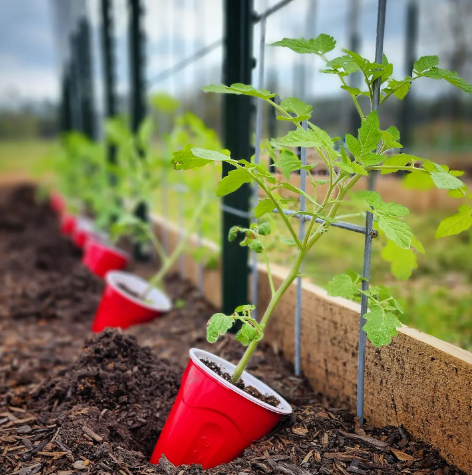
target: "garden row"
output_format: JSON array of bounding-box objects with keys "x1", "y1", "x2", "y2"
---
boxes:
[
  {"x1": 0, "y1": 183, "x2": 466, "y2": 475},
  {"x1": 11, "y1": 33, "x2": 472, "y2": 473}
]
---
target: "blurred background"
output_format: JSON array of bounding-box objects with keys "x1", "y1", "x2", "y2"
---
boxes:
[{"x1": 1, "y1": 0, "x2": 472, "y2": 349}]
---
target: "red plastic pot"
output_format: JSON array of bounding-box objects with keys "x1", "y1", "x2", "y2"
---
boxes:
[
  {"x1": 92, "y1": 271, "x2": 172, "y2": 332},
  {"x1": 72, "y1": 217, "x2": 95, "y2": 248},
  {"x1": 49, "y1": 193, "x2": 65, "y2": 215},
  {"x1": 60, "y1": 214, "x2": 77, "y2": 236},
  {"x1": 83, "y1": 238, "x2": 130, "y2": 278},
  {"x1": 150, "y1": 348, "x2": 292, "y2": 469}
]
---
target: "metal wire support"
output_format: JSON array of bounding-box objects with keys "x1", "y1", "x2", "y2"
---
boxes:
[
  {"x1": 357, "y1": 0, "x2": 387, "y2": 425},
  {"x1": 253, "y1": 0, "x2": 295, "y2": 23},
  {"x1": 148, "y1": 39, "x2": 223, "y2": 87},
  {"x1": 295, "y1": 121, "x2": 308, "y2": 376},
  {"x1": 178, "y1": 187, "x2": 185, "y2": 277},
  {"x1": 251, "y1": 10, "x2": 267, "y2": 321}
]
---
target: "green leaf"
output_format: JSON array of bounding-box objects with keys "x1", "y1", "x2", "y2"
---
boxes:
[
  {"x1": 380, "y1": 154, "x2": 420, "y2": 174},
  {"x1": 359, "y1": 153, "x2": 385, "y2": 166},
  {"x1": 358, "y1": 110, "x2": 382, "y2": 154},
  {"x1": 363, "y1": 304, "x2": 401, "y2": 347},
  {"x1": 413, "y1": 55, "x2": 438, "y2": 74},
  {"x1": 337, "y1": 148, "x2": 368, "y2": 176},
  {"x1": 377, "y1": 216, "x2": 412, "y2": 249},
  {"x1": 248, "y1": 239, "x2": 264, "y2": 253},
  {"x1": 277, "y1": 150, "x2": 302, "y2": 178},
  {"x1": 381, "y1": 239, "x2": 418, "y2": 280},
  {"x1": 172, "y1": 146, "x2": 231, "y2": 170},
  {"x1": 278, "y1": 97, "x2": 312, "y2": 122},
  {"x1": 278, "y1": 128, "x2": 324, "y2": 148},
  {"x1": 272, "y1": 34, "x2": 336, "y2": 55},
  {"x1": 430, "y1": 170, "x2": 464, "y2": 190},
  {"x1": 207, "y1": 313, "x2": 235, "y2": 343},
  {"x1": 341, "y1": 85, "x2": 361, "y2": 96},
  {"x1": 345, "y1": 134, "x2": 361, "y2": 159},
  {"x1": 327, "y1": 274, "x2": 358, "y2": 299},
  {"x1": 257, "y1": 222, "x2": 271, "y2": 235},
  {"x1": 435, "y1": 205, "x2": 472, "y2": 238},
  {"x1": 216, "y1": 168, "x2": 252, "y2": 197},
  {"x1": 236, "y1": 321, "x2": 263, "y2": 346},
  {"x1": 385, "y1": 78, "x2": 411, "y2": 99},
  {"x1": 202, "y1": 83, "x2": 276, "y2": 100},
  {"x1": 254, "y1": 199, "x2": 274, "y2": 218},
  {"x1": 402, "y1": 171, "x2": 435, "y2": 190},
  {"x1": 228, "y1": 226, "x2": 240, "y2": 242},
  {"x1": 422, "y1": 68, "x2": 472, "y2": 93}
]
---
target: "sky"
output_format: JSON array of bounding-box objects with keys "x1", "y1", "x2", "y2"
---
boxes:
[{"x1": 0, "y1": 0, "x2": 470, "y2": 109}]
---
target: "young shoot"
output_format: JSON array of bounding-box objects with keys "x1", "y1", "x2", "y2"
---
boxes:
[{"x1": 172, "y1": 34, "x2": 472, "y2": 383}]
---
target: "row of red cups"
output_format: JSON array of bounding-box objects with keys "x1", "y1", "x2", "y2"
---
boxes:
[{"x1": 49, "y1": 193, "x2": 292, "y2": 469}]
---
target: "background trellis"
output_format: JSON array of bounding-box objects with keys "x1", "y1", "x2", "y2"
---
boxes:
[{"x1": 48, "y1": 0, "x2": 456, "y2": 426}]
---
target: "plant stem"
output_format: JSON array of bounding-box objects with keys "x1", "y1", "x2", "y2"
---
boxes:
[
  {"x1": 140, "y1": 194, "x2": 209, "y2": 299},
  {"x1": 263, "y1": 250, "x2": 275, "y2": 297},
  {"x1": 231, "y1": 249, "x2": 306, "y2": 382}
]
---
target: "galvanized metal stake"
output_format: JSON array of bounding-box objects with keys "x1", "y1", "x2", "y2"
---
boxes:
[
  {"x1": 251, "y1": 11, "x2": 267, "y2": 321},
  {"x1": 357, "y1": 0, "x2": 387, "y2": 425},
  {"x1": 295, "y1": 121, "x2": 308, "y2": 376}
]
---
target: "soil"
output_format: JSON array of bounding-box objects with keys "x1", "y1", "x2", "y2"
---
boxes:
[
  {"x1": 201, "y1": 358, "x2": 281, "y2": 408},
  {"x1": 0, "y1": 184, "x2": 467, "y2": 475}
]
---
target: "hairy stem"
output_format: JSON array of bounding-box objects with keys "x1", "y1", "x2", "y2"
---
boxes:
[{"x1": 231, "y1": 249, "x2": 306, "y2": 382}]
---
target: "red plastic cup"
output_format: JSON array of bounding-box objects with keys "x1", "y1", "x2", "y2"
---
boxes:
[
  {"x1": 82, "y1": 238, "x2": 130, "y2": 278},
  {"x1": 49, "y1": 193, "x2": 65, "y2": 215},
  {"x1": 72, "y1": 217, "x2": 95, "y2": 248},
  {"x1": 150, "y1": 348, "x2": 292, "y2": 469},
  {"x1": 60, "y1": 214, "x2": 77, "y2": 236},
  {"x1": 92, "y1": 271, "x2": 172, "y2": 332}
]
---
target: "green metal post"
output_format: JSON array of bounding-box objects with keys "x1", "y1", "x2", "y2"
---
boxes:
[
  {"x1": 128, "y1": 0, "x2": 148, "y2": 258},
  {"x1": 101, "y1": 0, "x2": 118, "y2": 177},
  {"x1": 76, "y1": 17, "x2": 97, "y2": 140},
  {"x1": 221, "y1": 0, "x2": 254, "y2": 315}
]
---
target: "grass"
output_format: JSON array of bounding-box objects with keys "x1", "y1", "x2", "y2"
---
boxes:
[{"x1": 0, "y1": 139, "x2": 56, "y2": 176}]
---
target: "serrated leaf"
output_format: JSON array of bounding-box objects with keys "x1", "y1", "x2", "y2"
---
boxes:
[
  {"x1": 277, "y1": 150, "x2": 302, "y2": 179},
  {"x1": 386, "y1": 78, "x2": 411, "y2": 99},
  {"x1": 236, "y1": 321, "x2": 263, "y2": 346},
  {"x1": 363, "y1": 305, "x2": 401, "y2": 347},
  {"x1": 378, "y1": 216, "x2": 412, "y2": 249},
  {"x1": 381, "y1": 154, "x2": 420, "y2": 174},
  {"x1": 413, "y1": 55, "x2": 438, "y2": 74},
  {"x1": 422, "y1": 68, "x2": 472, "y2": 93},
  {"x1": 207, "y1": 313, "x2": 235, "y2": 343},
  {"x1": 172, "y1": 146, "x2": 231, "y2": 170},
  {"x1": 360, "y1": 153, "x2": 385, "y2": 166},
  {"x1": 402, "y1": 171, "x2": 435, "y2": 190},
  {"x1": 278, "y1": 97, "x2": 312, "y2": 122},
  {"x1": 381, "y1": 239, "x2": 418, "y2": 280},
  {"x1": 435, "y1": 205, "x2": 472, "y2": 238},
  {"x1": 216, "y1": 168, "x2": 252, "y2": 197},
  {"x1": 202, "y1": 83, "x2": 276, "y2": 99},
  {"x1": 272, "y1": 34, "x2": 336, "y2": 55},
  {"x1": 345, "y1": 134, "x2": 361, "y2": 160},
  {"x1": 358, "y1": 110, "x2": 381, "y2": 154},
  {"x1": 279, "y1": 128, "x2": 324, "y2": 148},
  {"x1": 254, "y1": 199, "x2": 274, "y2": 218},
  {"x1": 430, "y1": 170, "x2": 464, "y2": 190},
  {"x1": 341, "y1": 85, "x2": 361, "y2": 96},
  {"x1": 327, "y1": 274, "x2": 358, "y2": 299}
]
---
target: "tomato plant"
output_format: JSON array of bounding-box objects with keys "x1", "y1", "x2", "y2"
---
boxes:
[{"x1": 172, "y1": 34, "x2": 472, "y2": 382}]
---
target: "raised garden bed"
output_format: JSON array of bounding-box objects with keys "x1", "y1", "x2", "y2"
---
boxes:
[{"x1": 0, "y1": 184, "x2": 467, "y2": 475}]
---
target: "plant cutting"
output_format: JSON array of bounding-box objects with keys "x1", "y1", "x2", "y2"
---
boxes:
[
  {"x1": 92, "y1": 106, "x2": 220, "y2": 332},
  {"x1": 152, "y1": 34, "x2": 472, "y2": 468}
]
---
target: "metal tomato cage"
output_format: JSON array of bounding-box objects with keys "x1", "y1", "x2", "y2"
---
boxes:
[{"x1": 51, "y1": 0, "x2": 421, "y2": 425}]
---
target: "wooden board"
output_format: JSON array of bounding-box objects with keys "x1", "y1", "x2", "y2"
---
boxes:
[{"x1": 151, "y1": 215, "x2": 472, "y2": 473}]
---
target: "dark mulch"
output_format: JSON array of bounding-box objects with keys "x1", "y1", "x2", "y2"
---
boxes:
[{"x1": 0, "y1": 184, "x2": 466, "y2": 475}]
